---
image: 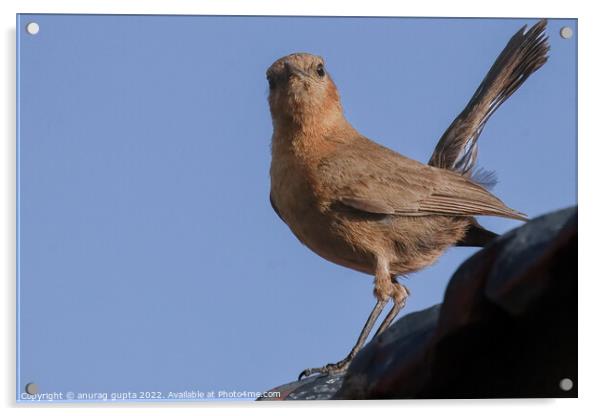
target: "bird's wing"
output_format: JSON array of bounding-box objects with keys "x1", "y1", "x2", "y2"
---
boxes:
[{"x1": 319, "y1": 138, "x2": 525, "y2": 220}]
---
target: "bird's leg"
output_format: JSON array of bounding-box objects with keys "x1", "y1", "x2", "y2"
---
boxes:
[
  {"x1": 298, "y1": 298, "x2": 388, "y2": 380},
  {"x1": 298, "y1": 259, "x2": 392, "y2": 380},
  {"x1": 374, "y1": 279, "x2": 410, "y2": 337}
]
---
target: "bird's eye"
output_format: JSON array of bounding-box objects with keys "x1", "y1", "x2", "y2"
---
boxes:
[
  {"x1": 316, "y1": 64, "x2": 325, "y2": 77},
  {"x1": 267, "y1": 75, "x2": 276, "y2": 90}
]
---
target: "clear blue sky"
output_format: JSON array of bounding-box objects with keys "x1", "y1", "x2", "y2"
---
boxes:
[{"x1": 17, "y1": 15, "x2": 576, "y2": 401}]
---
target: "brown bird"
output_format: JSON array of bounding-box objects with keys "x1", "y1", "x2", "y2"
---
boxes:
[{"x1": 267, "y1": 19, "x2": 549, "y2": 379}]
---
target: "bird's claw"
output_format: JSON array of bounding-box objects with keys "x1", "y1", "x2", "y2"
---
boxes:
[
  {"x1": 298, "y1": 361, "x2": 349, "y2": 380},
  {"x1": 297, "y1": 368, "x2": 314, "y2": 380}
]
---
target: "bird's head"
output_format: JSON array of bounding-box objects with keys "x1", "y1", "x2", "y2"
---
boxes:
[{"x1": 266, "y1": 53, "x2": 343, "y2": 128}]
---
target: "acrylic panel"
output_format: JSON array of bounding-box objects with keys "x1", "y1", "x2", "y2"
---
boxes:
[{"x1": 17, "y1": 14, "x2": 577, "y2": 402}]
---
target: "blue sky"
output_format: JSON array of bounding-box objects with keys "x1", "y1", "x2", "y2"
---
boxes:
[{"x1": 17, "y1": 15, "x2": 576, "y2": 401}]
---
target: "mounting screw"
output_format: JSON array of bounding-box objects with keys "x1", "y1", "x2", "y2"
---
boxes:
[
  {"x1": 26, "y1": 22, "x2": 40, "y2": 35},
  {"x1": 560, "y1": 26, "x2": 573, "y2": 39},
  {"x1": 25, "y1": 383, "x2": 38, "y2": 395},
  {"x1": 559, "y1": 378, "x2": 573, "y2": 391}
]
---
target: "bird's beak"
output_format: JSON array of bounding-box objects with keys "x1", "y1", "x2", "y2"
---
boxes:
[{"x1": 284, "y1": 61, "x2": 310, "y2": 78}]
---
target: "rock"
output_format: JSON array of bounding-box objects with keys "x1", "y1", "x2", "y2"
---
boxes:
[
  {"x1": 259, "y1": 373, "x2": 345, "y2": 401},
  {"x1": 260, "y1": 207, "x2": 577, "y2": 400}
]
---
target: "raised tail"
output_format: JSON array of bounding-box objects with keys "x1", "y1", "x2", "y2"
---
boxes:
[
  {"x1": 430, "y1": 20, "x2": 549, "y2": 247},
  {"x1": 428, "y1": 19, "x2": 549, "y2": 178}
]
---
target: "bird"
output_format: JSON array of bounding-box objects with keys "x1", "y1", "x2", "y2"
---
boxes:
[{"x1": 266, "y1": 19, "x2": 549, "y2": 380}]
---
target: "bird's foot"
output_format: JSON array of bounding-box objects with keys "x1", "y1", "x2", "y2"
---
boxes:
[{"x1": 298, "y1": 358, "x2": 351, "y2": 380}]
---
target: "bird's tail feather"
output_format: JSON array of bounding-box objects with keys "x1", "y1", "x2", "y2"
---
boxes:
[
  {"x1": 456, "y1": 218, "x2": 500, "y2": 247},
  {"x1": 428, "y1": 19, "x2": 549, "y2": 179}
]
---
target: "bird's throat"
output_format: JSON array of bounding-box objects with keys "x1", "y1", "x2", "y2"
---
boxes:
[{"x1": 271, "y1": 111, "x2": 355, "y2": 165}]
